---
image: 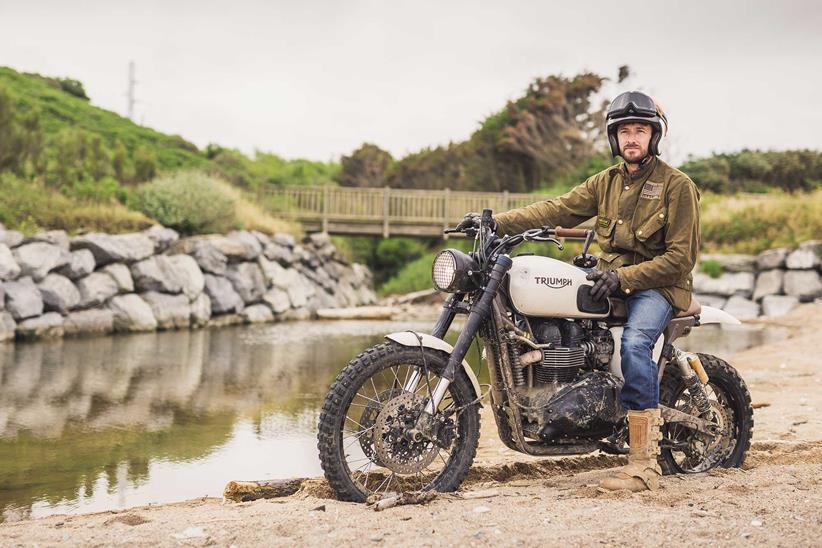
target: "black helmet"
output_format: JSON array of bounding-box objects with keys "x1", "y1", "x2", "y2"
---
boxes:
[{"x1": 605, "y1": 91, "x2": 668, "y2": 157}]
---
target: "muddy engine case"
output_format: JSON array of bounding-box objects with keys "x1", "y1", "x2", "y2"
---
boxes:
[{"x1": 530, "y1": 371, "x2": 626, "y2": 441}]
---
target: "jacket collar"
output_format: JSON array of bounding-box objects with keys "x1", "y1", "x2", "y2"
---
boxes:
[{"x1": 620, "y1": 156, "x2": 657, "y2": 181}]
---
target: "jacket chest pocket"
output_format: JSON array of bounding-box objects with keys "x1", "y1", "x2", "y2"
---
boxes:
[
  {"x1": 635, "y1": 208, "x2": 667, "y2": 250},
  {"x1": 595, "y1": 217, "x2": 616, "y2": 249}
]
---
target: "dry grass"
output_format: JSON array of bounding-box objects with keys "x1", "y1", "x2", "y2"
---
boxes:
[{"x1": 212, "y1": 179, "x2": 302, "y2": 237}]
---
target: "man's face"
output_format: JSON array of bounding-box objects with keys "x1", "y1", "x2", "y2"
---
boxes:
[{"x1": 617, "y1": 122, "x2": 653, "y2": 163}]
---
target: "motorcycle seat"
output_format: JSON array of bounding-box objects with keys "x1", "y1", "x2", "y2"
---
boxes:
[{"x1": 607, "y1": 295, "x2": 701, "y2": 321}]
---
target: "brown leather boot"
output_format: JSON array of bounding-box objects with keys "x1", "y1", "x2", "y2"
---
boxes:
[{"x1": 599, "y1": 408, "x2": 663, "y2": 492}]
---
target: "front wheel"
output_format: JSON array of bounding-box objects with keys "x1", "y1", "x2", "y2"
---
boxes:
[
  {"x1": 659, "y1": 353, "x2": 754, "y2": 474},
  {"x1": 317, "y1": 341, "x2": 481, "y2": 502}
]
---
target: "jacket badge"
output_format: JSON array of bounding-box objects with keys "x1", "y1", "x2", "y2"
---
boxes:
[{"x1": 641, "y1": 181, "x2": 663, "y2": 200}]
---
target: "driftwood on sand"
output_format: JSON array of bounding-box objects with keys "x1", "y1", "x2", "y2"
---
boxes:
[
  {"x1": 366, "y1": 491, "x2": 438, "y2": 511},
  {"x1": 223, "y1": 478, "x2": 307, "y2": 502}
]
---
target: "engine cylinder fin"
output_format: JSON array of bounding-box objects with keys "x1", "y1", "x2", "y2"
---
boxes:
[{"x1": 536, "y1": 347, "x2": 585, "y2": 384}]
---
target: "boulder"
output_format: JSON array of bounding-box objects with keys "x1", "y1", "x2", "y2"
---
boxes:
[
  {"x1": 166, "y1": 255, "x2": 204, "y2": 300},
  {"x1": 722, "y1": 295, "x2": 760, "y2": 321},
  {"x1": 312, "y1": 289, "x2": 340, "y2": 310},
  {"x1": 784, "y1": 270, "x2": 822, "y2": 302},
  {"x1": 0, "y1": 229, "x2": 24, "y2": 248},
  {"x1": 225, "y1": 262, "x2": 266, "y2": 304},
  {"x1": 270, "y1": 267, "x2": 300, "y2": 291},
  {"x1": 3, "y1": 277, "x2": 43, "y2": 320},
  {"x1": 351, "y1": 263, "x2": 372, "y2": 286},
  {"x1": 38, "y1": 274, "x2": 81, "y2": 314},
  {"x1": 799, "y1": 239, "x2": 822, "y2": 255},
  {"x1": 108, "y1": 294, "x2": 158, "y2": 332},
  {"x1": 227, "y1": 230, "x2": 262, "y2": 260},
  {"x1": 71, "y1": 233, "x2": 155, "y2": 266},
  {"x1": 12, "y1": 242, "x2": 71, "y2": 281},
  {"x1": 207, "y1": 313, "x2": 244, "y2": 328},
  {"x1": 258, "y1": 255, "x2": 287, "y2": 286},
  {"x1": 262, "y1": 287, "x2": 291, "y2": 314},
  {"x1": 357, "y1": 286, "x2": 379, "y2": 305},
  {"x1": 693, "y1": 294, "x2": 727, "y2": 310},
  {"x1": 63, "y1": 309, "x2": 114, "y2": 336},
  {"x1": 756, "y1": 247, "x2": 790, "y2": 271},
  {"x1": 0, "y1": 312, "x2": 16, "y2": 342},
  {"x1": 143, "y1": 225, "x2": 179, "y2": 253},
  {"x1": 785, "y1": 248, "x2": 820, "y2": 270},
  {"x1": 190, "y1": 293, "x2": 212, "y2": 327},
  {"x1": 0, "y1": 284, "x2": 3, "y2": 310},
  {"x1": 752, "y1": 269, "x2": 784, "y2": 302},
  {"x1": 692, "y1": 272, "x2": 754, "y2": 298},
  {"x1": 170, "y1": 235, "x2": 248, "y2": 262},
  {"x1": 76, "y1": 272, "x2": 120, "y2": 308},
  {"x1": 761, "y1": 295, "x2": 799, "y2": 318},
  {"x1": 16, "y1": 312, "x2": 64, "y2": 340},
  {"x1": 130, "y1": 256, "x2": 183, "y2": 294},
  {"x1": 57, "y1": 249, "x2": 95, "y2": 280},
  {"x1": 0, "y1": 244, "x2": 21, "y2": 281},
  {"x1": 285, "y1": 274, "x2": 316, "y2": 309},
  {"x1": 23, "y1": 230, "x2": 69, "y2": 250},
  {"x1": 282, "y1": 307, "x2": 312, "y2": 321},
  {"x1": 102, "y1": 263, "x2": 134, "y2": 293},
  {"x1": 141, "y1": 291, "x2": 190, "y2": 329},
  {"x1": 203, "y1": 274, "x2": 245, "y2": 314},
  {"x1": 251, "y1": 231, "x2": 272, "y2": 248},
  {"x1": 262, "y1": 242, "x2": 294, "y2": 266},
  {"x1": 241, "y1": 303, "x2": 274, "y2": 324},
  {"x1": 698, "y1": 253, "x2": 756, "y2": 273},
  {"x1": 272, "y1": 233, "x2": 295, "y2": 248}
]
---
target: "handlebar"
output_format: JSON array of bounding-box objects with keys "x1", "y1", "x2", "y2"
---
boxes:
[{"x1": 553, "y1": 226, "x2": 590, "y2": 239}]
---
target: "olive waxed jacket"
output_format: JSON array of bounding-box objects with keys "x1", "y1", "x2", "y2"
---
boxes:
[{"x1": 493, "y1": 157, "x2": 701, "y2": 313}]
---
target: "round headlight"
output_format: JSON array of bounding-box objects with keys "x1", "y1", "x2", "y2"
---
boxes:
[{"x1": 432, "y1": 250, "x2": 457, "y2": 291}]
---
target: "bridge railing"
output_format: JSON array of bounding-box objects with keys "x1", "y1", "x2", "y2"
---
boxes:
[{"x1": 258, "y1": 186, "x2": 555, "y2": 236}]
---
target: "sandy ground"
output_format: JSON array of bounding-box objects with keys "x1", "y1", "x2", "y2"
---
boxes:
[{"x1": 2, "y1": 303, "x2": 822, "y2": 547}]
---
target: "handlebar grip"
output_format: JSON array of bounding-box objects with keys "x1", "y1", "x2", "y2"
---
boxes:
[{"x1": 554, "y1": 226, "x2": 590, "y2": 239}]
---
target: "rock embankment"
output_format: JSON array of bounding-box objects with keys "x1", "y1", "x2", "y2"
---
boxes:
[
  {"x1": 0, "y1": 225, "x2": 376, "y2": 342},
  {"x1": 694, "y1": 240, "x2": 822, "y2": 319}
]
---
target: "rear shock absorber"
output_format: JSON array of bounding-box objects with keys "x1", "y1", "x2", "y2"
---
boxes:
[
  {"x1": 673, "y1": 348, "x2": 711, "y2": 416},
  {"x1": 509, "y1": 344, "x2": 526, "y2": 386}
]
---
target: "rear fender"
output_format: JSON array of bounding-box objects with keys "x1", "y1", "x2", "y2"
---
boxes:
[
  {"x1": 699, "y1": 306, "x2": 742, "y2": 325},
  {"x1": 385, "y1": 331, "x2": 482, "y2": 405}
]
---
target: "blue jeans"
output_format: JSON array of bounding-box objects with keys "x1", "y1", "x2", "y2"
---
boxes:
[{"x1": 620, "y1": 289, "x2": 674, "y2": 410}]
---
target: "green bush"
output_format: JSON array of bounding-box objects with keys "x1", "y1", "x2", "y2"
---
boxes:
[
  {"x1": 134, "y1": 171, "x2": 237, "y2": 234},
  {"x1": 699, "y1": 259, "x2": 723, "y2": 279},
  {"x1": 380, "y1": 251, "x2": 438, "y2": 296}
]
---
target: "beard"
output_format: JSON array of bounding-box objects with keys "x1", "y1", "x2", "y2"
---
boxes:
[{"x1": 621, "y1": 146, "x2": 647, "y2": 164}]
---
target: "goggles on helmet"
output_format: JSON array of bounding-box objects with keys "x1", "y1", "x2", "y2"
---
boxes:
[{"x1": 606, "y1": 93, "x2": 658, "y2": 120}]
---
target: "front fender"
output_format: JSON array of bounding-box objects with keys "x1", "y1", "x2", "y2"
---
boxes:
[{"x1": 385, "y1": 331, "x2": 482, "y2": 405}]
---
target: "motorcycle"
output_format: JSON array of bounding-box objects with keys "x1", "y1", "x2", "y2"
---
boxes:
[{"x1": 317, "y1": 210, "x2": 753, "y2": 501}]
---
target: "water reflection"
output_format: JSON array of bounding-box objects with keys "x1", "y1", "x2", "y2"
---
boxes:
[{"x1": 0, "y1": 320, "x2": 783, "y2": 521}]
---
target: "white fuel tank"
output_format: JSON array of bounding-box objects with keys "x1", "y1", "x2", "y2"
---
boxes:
[{"x1": 508, "y1": 255, "x2": 609, "y2": 319}]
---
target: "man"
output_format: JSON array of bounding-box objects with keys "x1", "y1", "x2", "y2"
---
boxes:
[{"x1": 459, "y1": 91, "x2": 700, "y2": 492}]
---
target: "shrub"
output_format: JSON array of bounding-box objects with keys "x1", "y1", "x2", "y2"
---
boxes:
[
  {"x1": 380, "y1": 251, "x2": 438, "y2": 296},
  {"x1": 699, "y1": 259, "x2": 723, "y2": 279},
  {"x1": 134, "y1": 171, "x2": 238, "y2": 234}
]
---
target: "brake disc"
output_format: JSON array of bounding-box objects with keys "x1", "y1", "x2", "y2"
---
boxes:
[{"x1": 374, "y1": 392, "x2": 439, "y2": 474}]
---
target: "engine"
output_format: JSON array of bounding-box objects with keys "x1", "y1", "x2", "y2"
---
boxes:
[{"x1": 510, "y1": 318, "x2": 623, "y2": 441}]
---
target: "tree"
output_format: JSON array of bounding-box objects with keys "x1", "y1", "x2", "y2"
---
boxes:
[{"x1": 338, "y1": 144, "x2": 394, "y2": 187}]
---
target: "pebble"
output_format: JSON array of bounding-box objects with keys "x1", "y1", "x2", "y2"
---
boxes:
[
  {"x1": 369, "y1": 532, "x2": 384, "y2": 542},
  {"x1": 751, "y1": 519, "x2": 763, "y2": 527},
  {"x1": 473, "y1": 505, "x2": 491, "y2": 513}
]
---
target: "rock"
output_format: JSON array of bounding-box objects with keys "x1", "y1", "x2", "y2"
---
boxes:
[
  {"x1": 190, "y1": 293, "x2": 212, "y2": 327},
  {"x1": 190, "y1": 240, "x2": 228, "y2": 275},
  {"x1": 285, "y1": 274, "x2": 316, "y2": 309},
  {"x1": 784, "y1": 270, "x2": 822, "y2": 302},
  {"x1": 71, "y1": 233, "x2": 155, "y2": 266},
  {"x1": 312, "y1": 289, "x2": 339, "y2": 310},
  {"x1": 251, "y1": 231, "x2": 272, "y2": 248},
  {"x1": 258, "y1": 256, "x2": 287, "y2": 287},
  {"x1": 272, "y1": 233, "x2": 295, "y2": 248},
  {"x1": 352, "y1": 263, "x2": 372, "y2": 286},
  {"x1": 227, "y1": 230, "x2": 262, "y2": 260},
  {"x1": 38, "y1": 274, "x2": 81, "y2": 314},
  {"x1": 63, "y1": 309, "x2": 114, "y2": 336},
  {"x1": 206, "y1": 313, "x2": 244, "y2": 327},
  {"x1": 3, "y1": 277, "x2": 43, "y2": 320},
  {"x1": 262, "y1": 288, "x2": 291, "y2": 314},
  {"x1": 166, "y1": 255, "x2": 204, "y2": 300},
  {"x1": 699, "y1": 253, "x2": 756, "y2": 273},
  {"x1": 306, "y1": 232, "x2": 331, "y2": 248},
  {"x1": 282, "y1": 307, "x2": 312, "y2": 321},
  {"x1": 692, "y1": 272, "x2": 754, "y2": 298},
  {"x1": 0, "y1": 312, "x2": 16, "y2": 342},
  {"x1": 101, "y1": 263, "x2": 134, "y2": 293},
  {"x1": 756, "y1": 247, "x2": 790, "y2": 271},
  {"x1": 130, "y1": 256, "x2": 182, "y2": 294},
  {"x1": 0, "y1": 284, "x2": 3, "y2": 310},
  {"x1": 262, "y1": 242, "x2": 294, "y2": 266},
  {"x1": 0, "y1": 244, "x2": 21, "y2": 281},
  {"x1": 57, "y1": 249, "x2": 95, "y2": 280},
  {"x1": 799, "y1": 239, "x2": 822, "y2": 254},
  {"x1": 225, "y1": 262, "x2": 266, "y2": 304},
  {"x1": 722, "y1": 295, "x2": 760, "y2": 321},
  {"x1": 141, "y1": 291, "x2": 190, "y2": 329},
  {"x1": 16, "y1": 312, "x2": 64, "y2": 339},
  {"x1": 170, "y1": 235, "x2": 248, "y2": 262},
  {"x1": 23, "y1": 230, "x2": 69, "y2": 250},
  {"x1": 203, "y1": 274, "x2": 245, "y2": 314},
  {"x1": 357, "y1": 286, "x2": 378, "y2": 305},
  {"x1": 752, "y1": 269, "x2": 784, "y2": 302},
  {"x1": 761, "y1": 295, "x2": 799, "y2": 317},
  {"x1": 785, "y1": 248, "x2": 820, "y2": 270},
  {"x1": 693, "y1": 294, "x2": 727, "y2": 309},
  {"x1": 0, "y1": 229, "x2": 24, "y2": 248},
  {"x1": 241, "y1": 303, "x2": 274, "y2": 323},
  {"x1": 143, "y1": 225, "x2": 179, "y2": 253},
  {"x1": 108, "y1": 294, "x2": 158, "y2": 332},
  {"x1": 76, "y1": 272, "x2": 119, "y2": 308},
  {"x1": 12, "y1": 242, "x2": 71, "y2": 281}
]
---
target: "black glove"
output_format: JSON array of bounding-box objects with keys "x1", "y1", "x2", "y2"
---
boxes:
[
  {"x1": 586, "y1": 270, "x2": 620, "y2": 301},
  {"x1": 455, "y1": 212, "x2": 496, "y2": 233}
]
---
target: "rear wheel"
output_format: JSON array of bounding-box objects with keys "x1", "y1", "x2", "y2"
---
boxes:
[
  {"x1": 659, "y1": 353, "x2": 753, "y2": 474},
  {"x1": 317, "y1": 341, "x2": 480, "y2": 502}
]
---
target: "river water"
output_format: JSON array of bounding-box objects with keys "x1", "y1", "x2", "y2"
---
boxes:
[{"x1": 0, "y1": 319, "x2": 785, "y2": 522}]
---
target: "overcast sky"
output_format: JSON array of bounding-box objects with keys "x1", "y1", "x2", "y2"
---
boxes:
[{"x1": 1, "y1": 0, "x2": 820, "y2": 165}]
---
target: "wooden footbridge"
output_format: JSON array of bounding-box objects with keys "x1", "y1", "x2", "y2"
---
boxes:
[{"x1": 258, "y1": 186, "x2": 554, "y2": 238}]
